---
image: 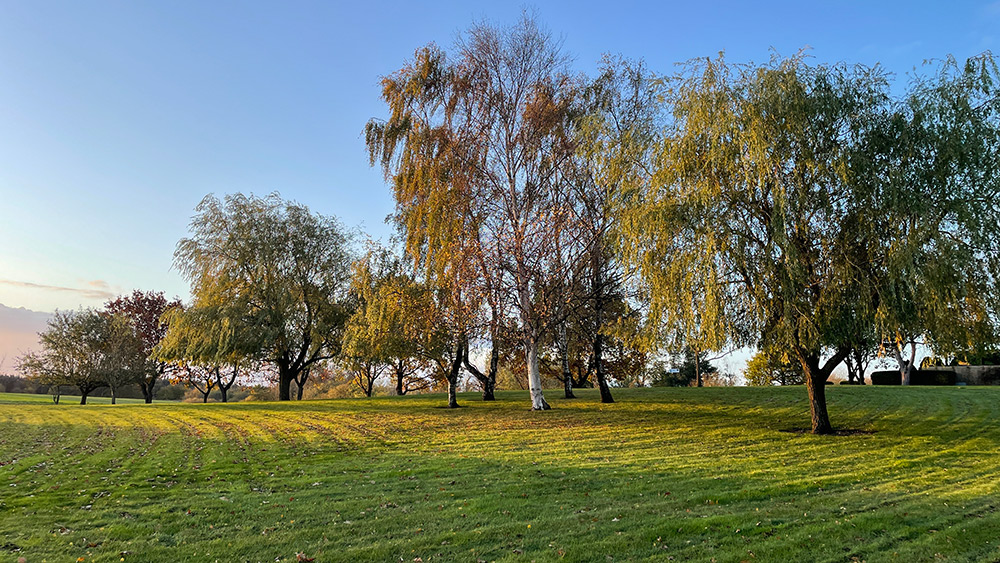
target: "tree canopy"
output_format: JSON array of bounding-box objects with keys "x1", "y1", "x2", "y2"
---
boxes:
[{"x1": 172, "y1": 193, "x2": 355, "y2": 400}]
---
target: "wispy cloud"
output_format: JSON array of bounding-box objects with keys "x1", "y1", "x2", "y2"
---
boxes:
[{"x1": 0, "y1": 279, "x2": 117, "y2": 300}]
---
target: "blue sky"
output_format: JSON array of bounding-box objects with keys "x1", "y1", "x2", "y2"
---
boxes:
[{"x1": 1, "y1": 0, "x2": 997, "y2": 314}]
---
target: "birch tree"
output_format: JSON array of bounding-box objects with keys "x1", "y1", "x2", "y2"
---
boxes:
[{"x1": 366, "y1": 15, "x2": 582, "y2": 409}]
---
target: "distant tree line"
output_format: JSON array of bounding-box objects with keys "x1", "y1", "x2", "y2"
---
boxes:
[{"x1": 14, "y1": 16, "x2": 1000, "y2": 434}]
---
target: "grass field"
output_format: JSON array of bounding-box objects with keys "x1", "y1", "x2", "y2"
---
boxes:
[{"x1": 1, "y1": 386, "x2": 999, "y2": 562}]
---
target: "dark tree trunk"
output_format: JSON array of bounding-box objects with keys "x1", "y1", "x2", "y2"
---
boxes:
[
  {"x1": 52, "y1": 385, "x2": 61, "y2": 405},
  {"x1": 797, "y1": 349, "x2": 850, "y2": 434},
  {"x1": 111, "y1": 388, "x2": 117, "y2": 405},
  {"x1": 805, "y1": 371, "x2": 832, "y2": 434},
  {"x1": 561, "y1": 323, "x2": 575, "y2": 399},
  {"x1": 141, "y1": 381, "x2": 154, "y2": 403},
  {"x1": 202, "y1": 391, "x2": 209, "y2": 403},
  {"x1": 695, "y1": 349, "x2": 703, "y2": 388},
  {"x1": 462, "y1": 340, "x2": 498, "y2": 401},
  {"x1": 594, "y1": 332, "x2": 614, "y2": 403},
  {"x1": 220, "y1": 386, "x2": 228, "y2": 403},
  {"x1": 296, "y1": 371, "x2": 308, "y2": 400},
  {"x1": 447, "y1": 341, "x2": 463, "y2": 408},
  {"x1": 395, "y1": 361, "x2": 405, "y2": 396},
  {"x1": 278, "y1": 359, "x2": 293, "y2": 401},
  {"x1": 591, "y1": 254, "x2": 614, "y2": 404},
  {"x1": 80, "y1": 390, "x2": 88, "y2": 405}
]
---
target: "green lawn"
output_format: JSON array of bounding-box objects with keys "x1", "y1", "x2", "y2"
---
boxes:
[
  {"x1": 0, "y1": 392, "x2": 153, "y2": 406},
  {"x1": 1, "y1": 386, "x2": 998, "y2": 562}
]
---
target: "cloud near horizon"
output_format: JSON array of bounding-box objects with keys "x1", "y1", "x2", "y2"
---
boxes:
[{"x1": 0, "y1": 278, "x2": 117, "y2": 301}]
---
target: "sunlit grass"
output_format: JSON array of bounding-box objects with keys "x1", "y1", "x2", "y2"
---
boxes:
[{"x1": 1, "y1": 386, "x2": 999, "y2": 562}]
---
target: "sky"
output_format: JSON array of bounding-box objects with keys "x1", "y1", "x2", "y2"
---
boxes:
[{"x1": 0, "y1": 0, "x2": 997, "y2": 318}]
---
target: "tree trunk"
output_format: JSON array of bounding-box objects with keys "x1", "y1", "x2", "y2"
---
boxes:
[
  {"x1": 892, "y1": 340, "x2": 917, "y2": 386},
  {"x1": 278, "y1": 359, "x2": 293, "y2": 401},
  {"x1": 296, "y1": 372, "x2": 307, "y2": 400},
  {"x1": 53, "y1": 385, "x2": 61, "y2": 405},
  {"x1": 526, "y1": 335, "x2": 550, "y2": 410},
  {"x1": 561, "y1": 322, "x2": 575, "y2": 399},
  {"x1": 796, "y1": 350, "x2": 851, "y2": 435},
  {"x1": 395, "y1": 361, "x2": 405, "y2": 396},
  {"x1": 805, "y1": 371, "x2": 832, "y2": 434},
  {"x1": 485, "y1": 345, "x2": 498, "y2": 401},
  {"x1": 79, "y1": 390, "x2": 88, "y2": 405},
  {"x1": 220, "y1": 386, "x2": 228, "y2": 403},
  {"x1": 593, "y1": 331, "x2": 614, "y2": 403},
  {"x1": 447, "y1": 341, "x2": 463, "y2": 408},
  {"x1": 111, "y1": 387, "x2": 117, "y2": 405},
  {"x1": 141, "y1": 374, "x2": 156, "y2": 404},
  {"x1": 462, "y1": 341, "x2": 498, "y2": 401},
  {"x1": 695, "y1": 349, "x2": 703, "y2": 388}
]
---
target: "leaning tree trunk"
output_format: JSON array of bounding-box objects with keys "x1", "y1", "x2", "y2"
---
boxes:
[
  {"x1": 462, "y1": 340, "x2": 498, "y2": 401},
  {"x1": 79, "y1": 390, "x2": 88, "y2": 405},
  {"x1": 296, "y1": 372, "x2": 308, "y2": 400},
  {"x1": 52, "y1": 385, "x2": 61, "y2": 405},
  {"x1": 593, "y1": 331, "x2": 614, "y2": 404}
]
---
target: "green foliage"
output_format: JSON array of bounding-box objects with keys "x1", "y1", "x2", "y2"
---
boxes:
[
  {"x1": 619, "y1": 52, "x2": 1000, "y2": 431},
  {"x1": 744, "y1": 348, "x2": 805, "y2": 386},
  {"x1": 170, "y1": 193, "x2": 355, "y2": 400},
  {"x1": 18, "y1": 309, "x2": 147, "y2": 402}
]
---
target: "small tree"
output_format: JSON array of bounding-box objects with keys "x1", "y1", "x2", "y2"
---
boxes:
[
  {"x1": 19, "y1": 310, "x2": 109, "y2": 404},
  {"x1": 744, "y1": 348, "x2": 805, "y2": 387},
  {"x1": 105, "y1": 290, "x2": 182, "y2": 403}
]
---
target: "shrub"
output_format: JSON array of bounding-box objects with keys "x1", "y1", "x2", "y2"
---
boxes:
[
  {"x1": 871, "y1": 369, "x2": 956, "y2": 385},
  {"x1": 911, "y1": 370, "x2": 956, "y2": 386},
  {"x1": 870, "y1": 371, "x2": 901, "y2": 385}
]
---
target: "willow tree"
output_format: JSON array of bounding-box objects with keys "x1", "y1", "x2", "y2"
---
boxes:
[
  {"x1": 623, "y1": 52, "x2": 1000, "y2": 433},
  {"x1": 568, "y1": 56, "x2": 662, "y2": 402},
  {"x1": 173, "y1": 193, "x2": 354, "y2": 400},
  {"x1": 867, "y1": 53, "x2": 1000, "y2": 384},
  {"x1": 620, "y1": 55, "x2": 891, "y2": 433},
  {"x1": 156, "y1": 304, "x2": 249, "y2": 403},
  {"x1": 366, "y1": 15, "x2": 583, "y2": 410}
]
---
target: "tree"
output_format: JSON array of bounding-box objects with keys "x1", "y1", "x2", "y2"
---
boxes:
[
  {"x1": 570, "y1": 56, "x2": 662, "y2": 402},
  {"x1": 173, "y1": 193, "x2": 354, "y2": 401},
  {"x1": 19, "y1": 310, "x2": 109, "y2": 404},
  {"x1": 621, "y1": 52, "x2": 1000, "y2": 433},
  {"x1": 661, "y1": 347, "x2": 718, "y2": 387},
  {"x1": 867, "y1": 54, "x2": 1000, "y2": 385},
  {"x1": 95, "y1": 313, "x2": 148, "y2": 404},
  {"x1": 367, "y1": 14, "x2": 584, "y2": 410},
  {"x1": 343, "y1": 247, "x2": 447, "y2": 399},
  {"x1": 744, "y1": 348, "x2": 805, "y2": 386},
  {"x1": 105, "y1": 290, "x2": 182, "y2": 403},
  {"x1": 621, "y1": 54, "x2": 894, "y2": 433}
]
